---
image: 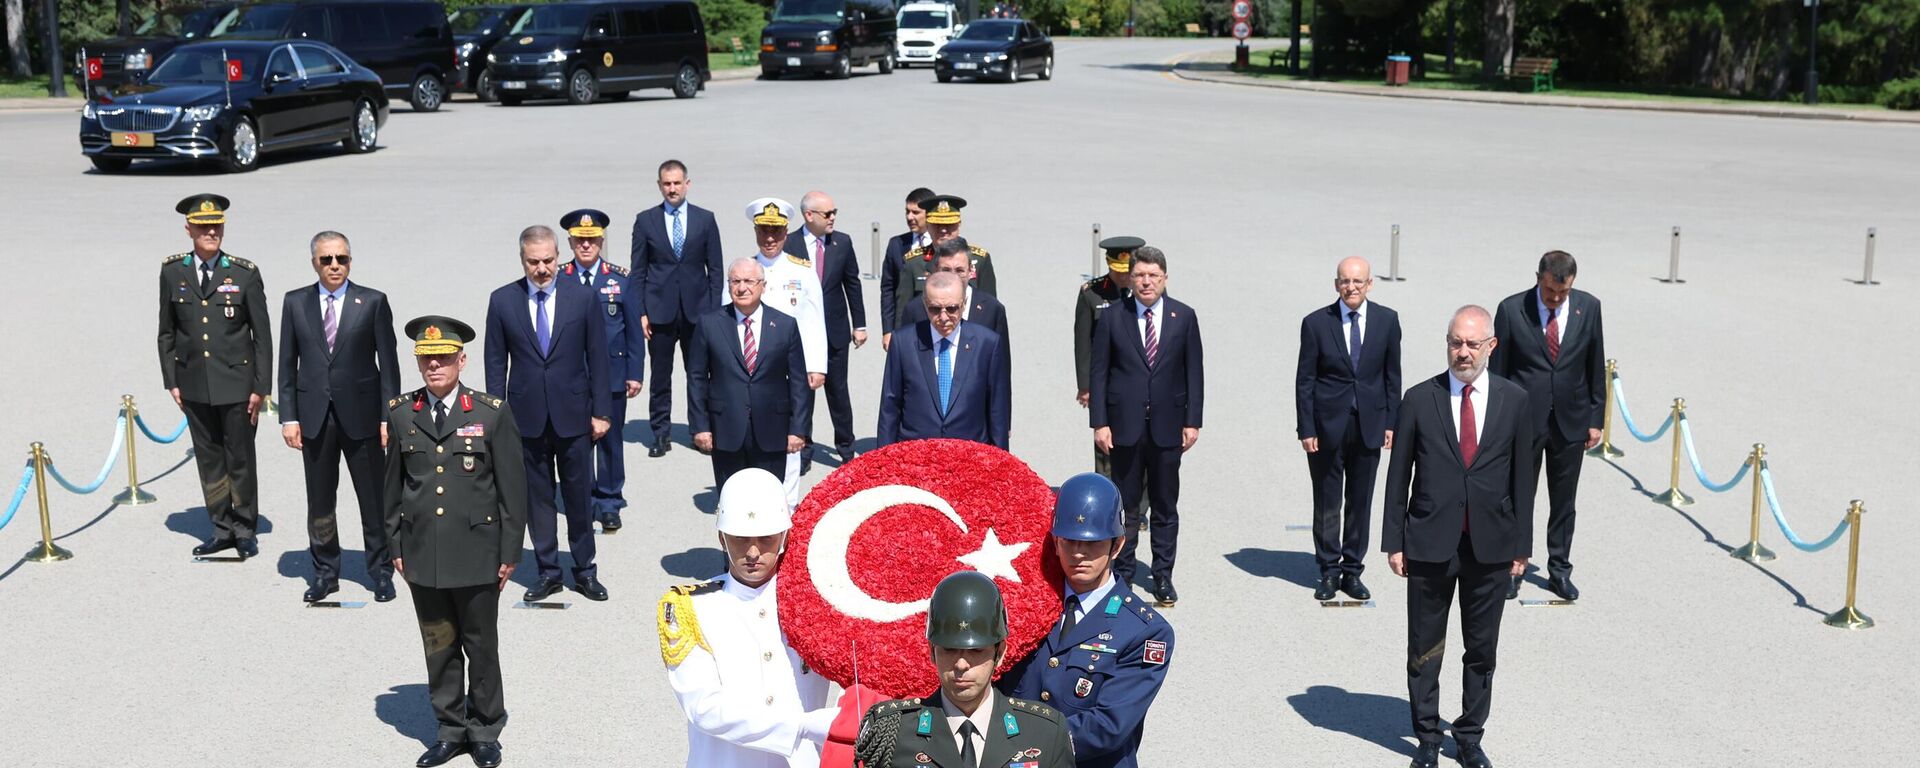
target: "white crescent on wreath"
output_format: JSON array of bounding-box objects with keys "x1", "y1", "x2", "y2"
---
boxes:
[{"x1": 803, "y1": 484, "x2": 1031, "y2": 623}]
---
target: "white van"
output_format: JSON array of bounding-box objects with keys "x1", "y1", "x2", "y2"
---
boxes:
[{"x1": 895, "y1": 1, "x2": 959, "y2": 68}]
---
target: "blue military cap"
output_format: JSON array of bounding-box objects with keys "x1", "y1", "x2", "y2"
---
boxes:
[
  {"x1": 1051, "y1": 473, "x2": 1126, "y2": 541},
  {"x1": 561, "y1": 208, "x2": 610, "y2": 239}
]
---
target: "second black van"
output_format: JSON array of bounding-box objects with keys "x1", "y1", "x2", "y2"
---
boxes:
[
  {"x1": 759, "y1": 0, "x2": 897, "y2": 79},
  {"x1": 212, "y1": 1, "x2": 458, "y2": 111},
  {"x1": 484, "y1": 0, "x2": 710, "y2": 106}
]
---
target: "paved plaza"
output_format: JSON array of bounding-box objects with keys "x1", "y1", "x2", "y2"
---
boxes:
[{"x1": 0, "y1": 38, "x2": 1913, "y2": 767}]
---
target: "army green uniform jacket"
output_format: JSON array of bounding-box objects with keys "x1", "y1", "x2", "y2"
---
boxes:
[
  {"x1": 856, "y1": 691, "x2": 1073, "y2": 768},
  {"x1": 1073, "y1": 274, "x2": 1130, "y2": 394},
  {"x1": 383, "y1": 385, "x2": 528, "y2": 589},
  {"x1": 895, "y1": 243, "x2": 999, "y2": 330},
  {"x1": 158, "y1": 251, "x2": 273, "y2": 406}
]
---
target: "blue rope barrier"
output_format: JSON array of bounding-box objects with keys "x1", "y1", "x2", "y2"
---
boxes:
[
  {"x1": 0, "y1": 462, "x2": 31, "y2": 533},
  {"x1": 136, "y1": 412, "x2": 188, "y2": 444},
  {"x1": 1678, "y1": 418, "x2": 1751, "y2": 493},
  {"x1": 1759, "y1": 467, "x2": 1851, "y2": 552},
  {"x1": 44, "y1": 415, "x2": 127, "y2": 495},
  {"x1": 1612, "y1": 379, "x2": 1673, "y2": 443}
]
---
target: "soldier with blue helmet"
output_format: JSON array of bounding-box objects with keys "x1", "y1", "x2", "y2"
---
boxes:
[
  {"x1": 559, "y1": 208, "x2": 645, "y2": 531},
  {"x1": 998, "y1": 473, "x2": 1174, "y2": 768}
]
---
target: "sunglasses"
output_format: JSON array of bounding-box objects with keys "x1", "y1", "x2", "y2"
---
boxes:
[
  {"x1": 927, "y1": 304, "x2": 963, "y2": 316},
  {"x1": 317, "y1": 255, "x2": 352, "y2": 266},
  {"x1": 809, "y1": 209, "x2": 839, "y2": 218}
]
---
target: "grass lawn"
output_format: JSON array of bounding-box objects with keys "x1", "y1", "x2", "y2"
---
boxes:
[
  {"x1": 709, "y1": 51, "x2": 753, "y2": 71},
  {"x1": 0, "y1": 74, "x2": 83, "y2": 99}
]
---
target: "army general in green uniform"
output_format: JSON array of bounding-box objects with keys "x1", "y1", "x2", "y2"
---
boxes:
[
  {"x1": 856, "y1": 572, "x2": 1074, "y2": 768},
  {"x1": 385, "y1": 316, "x2": 527, "y2": 768},
  {"x1": 894, "y1": 194, "x2": 998, "y2": 330},
  {"x1": 158, "y1": 193, "x2": 273, "y2": 559}
]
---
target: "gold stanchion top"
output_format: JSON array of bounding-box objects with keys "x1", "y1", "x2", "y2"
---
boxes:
[
  {"x1": 1673, "y1": 397, "x2": 1687, "y2": 411},
  {"x1": 120, "y1": 394, "x2": 134, "y2": 405},
  {"x1": 1848, "y1": 500, "x2": 1864, "y2": 516},
  {"x1": 1752, "y1": 443, "x2": 1766, "y2": 458},
  {"x1": 30, "y1": 441, "x2": 43, "y2": 452},
  {"x1": 1605, "y1": 359, "x2": 1617, "y2": 371}
]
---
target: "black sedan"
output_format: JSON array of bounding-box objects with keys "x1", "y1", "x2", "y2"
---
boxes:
[
  {"x1": 933, "y1": 19, "x2": 1052, "y2": 83},
  {"x1": 78, "y1": 39, "x2": 389, "y2": 174}
]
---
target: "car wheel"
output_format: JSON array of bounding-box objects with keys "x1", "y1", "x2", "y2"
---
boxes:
[
  {"x1": 89, "y1": 156, "x2": 131, "y2": 173},
  {"x1": 344, "y1": 99, "x2": 378, "y2": 153},
  {"x1": 879, "y1": 52, "x2": 894, "y2": 74},
  {"x1": 1039, "y1": 55, "x2": 1053, "y2": 80},
  {"x1": 567, "y1": 68, "x2": 598, "y2": 105},
  {"x1": 672, "y1": 63, "x2": 699, "y2": 99},
  {"x1": 219, "y1": 115, "x2": 260, "y2": 173},
  {"x1": 499, "y1": 94, "x2": 523, "y2": 106},
  {"x1": 1006, "y1": 59, "x2": 1021, "y2": 83},
  {"x1": 936, "y1": 71, "x2": 952, "y2": 83},
  {"x1": 474, "y1": 69, "x2": 496, "y2": 102},
  {"x1": 833, "y1": 53, "x2": 851, "y2": 80},
  {"x1": 409, "y1": 73, "x2": 444, "y2": 112}
]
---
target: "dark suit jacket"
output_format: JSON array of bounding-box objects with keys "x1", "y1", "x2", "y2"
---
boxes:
[
  {"x1": 561, "y1": 260, "x2": 646, "y2": 388},
  {"x1": 628, "y1": 202, "x2": 724, "y2": 324},
  {"x1": 1382, "y1": 373, "x2": 1537, "y2": 564},
  {"x1": 876, "y1": 320, "x2": 1011, "y2": 449},
  {"x1": 1294, "y1": 301, "x2": 1402, "y2": 449},
  {"x1": 900, "y1": 288, "x2": 1011, "y2": 362},
  {"x1": 784, "y1": 230, "x2": 867, "y2": 347},
  {"x1": 1490, "y1": 287, "x2": 1607, "y2": 444},
  {"x1": 276, "y1": 282, "x2": 400, "y2": 441},
  {"x1": 878, "y1": 231, "x2": 916, "y2": 335},
  {"x1": 686, "y1": 306, "x2": 811, "y2": 453},
  {"x1": 157, "y1": 251, "x2": 273, "y2": 406},
  {"x1": 482, "y1": 279, "x2": 611, "y2": 439},
  {"x1": 1088, "y1": 297, "x2": 1205, "y2": 449}
]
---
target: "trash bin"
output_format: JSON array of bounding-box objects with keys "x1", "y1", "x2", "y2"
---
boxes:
[{"x1": 1385, "y1": 55, "x2": 1412, "y2": 86}]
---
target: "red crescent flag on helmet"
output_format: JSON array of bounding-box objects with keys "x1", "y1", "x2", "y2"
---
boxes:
[{"x1": 778, "y1": 439, "x2": 1063, "y2": 699}]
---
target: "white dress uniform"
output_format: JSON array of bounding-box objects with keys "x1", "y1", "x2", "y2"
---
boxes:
[
  {"x1": 660, "y1": 573, "x2": 835, "y2": 768},
  {"x1": 751, "y1": 250, "x2": 827, "y2": 505}
]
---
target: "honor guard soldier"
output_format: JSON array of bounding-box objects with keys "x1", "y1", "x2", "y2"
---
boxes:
[
  {"x1": 386, "y1": 316, "x2": 527, "y2": 768},
  {"x1": 744, "y1": 198, "x2": 827, "y2": 506},
  {"x1": 895, "y1": 194, "x2": 998, "y2": 329},
  {"x1": 158, "y1": 193, "x2": 274, "y2": 560},
  {"x1": 855, "y1": 572, "x2": 1075, "y2": 768},
  {"x1": 1000, "y1": 473, "x2": 1173, "y2": 768},
  {"x1": 658, "y1": 468, "x2": 838, "y2": 768},
  {"x1": 560, "y1": 209, "x2": 645, "y2": 532},
  {"x1": 1075, "y1": 237, "x2": 1144, "y2": 529}
]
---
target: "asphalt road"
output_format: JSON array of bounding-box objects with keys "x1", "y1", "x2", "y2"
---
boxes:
[{"x1": 0, "y1": 38, "x2": 1914, "y2": 767}]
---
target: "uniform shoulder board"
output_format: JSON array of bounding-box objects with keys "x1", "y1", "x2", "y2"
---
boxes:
[
  {"x1": 657, "y1": 580, "x2": 719, "y2": 668},
  {"x1": 225, "y1": 255, "x2": 256, "y2": 270},
  {"x1": 389, "y1": 388, "x2": 425, "y2": 412},
  {"x1": 1080, "y1": 279, "x2": 1098, "y2": 292},
  {"x1": 855, "y1": 702, "x2": 910, "y2": 767},
  {"x1": 604, "y1": 263, "x2": 629, "y2": 276},
  {"x1": 968, "y1": 244, "x2": 989, "y2": 257},
  {"x1": 466, "y1": 390, "x2": 504, "y2": 410},
  {"x1": 1008, "y1": 697, "x2": 1063, "y2": 723},
  {"x1": 906, "y1": 246, "x2": 925, "y2": 259},
  {"x1": 785, "y1": 253, "x2": 811, "y2": 268},
  {"x1": 162, "y1": 252, "x2": 190, "y2": 265}
]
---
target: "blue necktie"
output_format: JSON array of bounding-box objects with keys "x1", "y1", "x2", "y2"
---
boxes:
[
  {"x1": 1348, "y1": 310, "x2": 1363, "y2": 371},
  {"x1": 535, "y1": 289, "x2": 551, "y2": 356},
  {"x1": 937, "y1": 338, "x2": 953, "y2": 417},
  {"x1": 670, "y1": 208, "x2": 685, "y2": 260}
]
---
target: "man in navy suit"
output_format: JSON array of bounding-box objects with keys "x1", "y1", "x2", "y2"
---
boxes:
[
  {"x1": 277, "y1": 231, "x2": 401, "y2": 604},
  {"x1": 1089, "y1": 247, "x2": 1203, "y2": 607},
  {"x1": 1383, "y1": 305, "x2": 1535, "y2": 768},
  {"x1": 876, "y1": 272, "x2": 1011, "y2": 449},
  {"x1": 1294, "y1": 256, "x2": 1402, "y2": 602},
  {"x1": 783, "y1": 190, "x2": 866, "y2": 468},
  {"x1": 900, "y1": 240, "x2": 1010, "y2": 361},
  {"x1": 484, "y1": 225, "x2": 612, "y2": 603},
  {"x1": 686, "y1": 258, "x2": 812, "y2": 488},
  {"x1": 628, "y1": 159, "x2": 725, "y2": 458},
  {"x1": 879, "y1": 187, "x2": 934, "y2": 352},
  {"x1": 559, "y1": 209, "x2": 644, "y2": 532}
]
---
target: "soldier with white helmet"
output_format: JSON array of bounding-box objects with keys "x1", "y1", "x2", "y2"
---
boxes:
[
  {"x1": 742, "y1": 198, "x2": 827, "y2": 506},
  {"x1": 658, "y1": 469, "x2": 837, "y2": 768}
]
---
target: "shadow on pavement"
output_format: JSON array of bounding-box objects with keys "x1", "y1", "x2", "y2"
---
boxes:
[
  {"x1": 374, "y1": 683, "x2": 437, "y2": 744},
  {"x1": 1285, "y1": 684, "x2": 1416, "y2": 758},
  {"x1": 164, "y1": 507, "x2": 276, "y2": 542},
  {"x1": 661, "y1": 547, "x2": 725, "y2": 580},
  {"x1": 1223, "y1": 547, "x2": 1319, "y2": 590}
]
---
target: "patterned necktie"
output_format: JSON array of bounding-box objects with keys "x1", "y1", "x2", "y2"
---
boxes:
[
  {"x1": 958, "y1": 721, "x2": 979, "y2": 768},
  {"x1": 1545, "y1": 307, "x2": 1562, "y2": 362},
  {"x1": 1459, "y1": 383, "x2": 1478, "y2": 468},
  {"x1": 1143, "y1": 306, "x2": 1159, "y2": 368},
  {"x1": 742, "y1": 315, "x2": 758, "y2": 374},
  {"x1": 434, "y1": 401, "x2": 446, "y2": 432},
  {"x1": 937, "y1": 338, "x2": 953, "y2": 417},
  {"x1": 1347, "y1": 309, "x2": 1363, "y2": 370},
  {"x1": 670, "y1": 208, "x2": 685, "y2": 259},
  {"x1": 814, "y1": 236, "x2": 826, "y2": 280},
  {"x1": 534, "y1": 289, "x2": 551, "y2": 356},
  {"x1": 323, "y1": 294, "x2": 338, "y2": 354}
]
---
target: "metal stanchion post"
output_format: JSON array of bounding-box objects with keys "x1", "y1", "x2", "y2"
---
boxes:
[
  {"x1": 1660, "y1": 226, "x2": 1685, "y2": 283},
  {"x1": 1729, "y1": 444, "x2": 1775, "y2": 562},
  {"x1": 1859, "y1": 227, "x2": 1879, "y2": 286},
  {"x1": 1382, "y1": 224, "x2": 1405, "y2": 281},
  {"x1": 1089, "y1": 223, "x2": 1102, "y2": 279},
  {"x1": 1822, "y1": 500, "x2": 1874, "y2": 629},
  {"x1": 24, "y1": 443, "x2": 74, "y2": 563},
  {"x1": 1586, "y1": 359, "x2": 1625, "y2": 458},
  {"x1": 865, "y1": 221, "x2": 881, "y2": 280},
  {"x1": 112, "y1": 395, "x2": 158, "y2": 505},
  {"x1": 1651, "y1": 399, "x2": 1694, "y2": 507}
]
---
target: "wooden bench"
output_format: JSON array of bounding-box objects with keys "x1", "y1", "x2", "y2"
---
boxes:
[
  {"x1": 730, "y1": 37, "x2": 753, "y2": 66},
  {"x1": 1184, "y1": 23, "x2": 1203, "y2": 37},
  {"x1": 1505, "y1": 56, "x2": 1557, "y2": 93}
]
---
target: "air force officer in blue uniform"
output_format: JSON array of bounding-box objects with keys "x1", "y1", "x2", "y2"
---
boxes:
[
  {"x1": 1000, "y1": 473, "x2": 1174, "y2": 768},
  {"x1": 558, "y1": 209, "x2": 644, "y2": 532},
  {"x1": 875, "y1": 271, "x2": 1011, "y2": 449}
]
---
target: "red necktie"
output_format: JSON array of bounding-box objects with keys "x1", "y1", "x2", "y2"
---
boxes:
[
  {"x1": 742, "y1": 316, "x2": 758, "y2": 374},
  {"x1": 1545, "y1": 308, "x2": 1561, "y2": 362},
  {"x1": 1460, "y1": 383, "x2": 1477, "y2": 531},
  {"x1": 814, "y1": 236, "x2": 826, "y2": 281}
]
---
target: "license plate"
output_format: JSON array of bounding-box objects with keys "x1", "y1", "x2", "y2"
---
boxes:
[
  {"x1": 785, "y1": 57, "x2": 801, "y2": 66},
  {"x1": 955, "y1": 62, "x2": 977, "y2": 70},
  {"x1": 111, "y1": 131, "x2": 154, "y2": 148},
  {"x1": 501, "y1": 80, "x2": 526, "y2": 89}
]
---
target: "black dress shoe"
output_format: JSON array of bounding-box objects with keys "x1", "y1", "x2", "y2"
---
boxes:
[
  {"x1": 1313, "y1": 574, "x2": 1338, "y2": 601},
  {"x1": 571, "y1": 576, "x2": 609, "y2": 601},
  {"x1": 373, "y1": 577, "x2": 397, "y2": 603},
  {"x1": 470, "y1": 741, "x2": 502, "y2": 768},
  {"x1": 1137, "y1": 514, "x2": 1149, "y2": 532},
  {"x1": 1456, "y1": 742, "x2": 1493, "y2": 768},
  {"x1": 1155, "y1": 579, "x2": 1178, "y2": 606},
  {"x1": 415, "y1": 741, "x2": 467, "y2": 767},
  {"x1": 522, "y1": 577, "x2": 563, "y2": 603},
  {"x1": 1505, "y1": 575, "x2": 1522, "y2": 600},
  {"x1": 1409, "y1": 741, "x2": 1440, "y2": 768},
  {"x1": 600, "y1": 511, "x2": 623, "y2": 532},
  {"x1": 303, "y1": 580, "x2": 340, "y2": 603},
  {"x1": 1548, "y1": 575, "x2": 1580, "y2": 601},
  {"x1": 1340, "y1": 572, "x2": 1372, "y2": 600},
  {"x1": 235, "y1": 538, "x2": 259, "y2": 559},
  {"x1": 837, "y1": 446, "x2": 856, "y2": 463},
  {"x1": 647, "y1": 440, "x2": 670, "y2": 458},
  {"x1": 191, "y1": 539, "x2": 235, "y2": 557}
]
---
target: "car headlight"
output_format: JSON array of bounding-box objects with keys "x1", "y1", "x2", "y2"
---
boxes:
[
  {"x1": 538, "y1": 49, "x2": 571, "y2": 63},
  {"x1": 82, "y1": 101, "x2": 96, "y2": 119},
  {"x1": 125, "y1": 51, "x2": 151, "y2": 70},
  {"x1": 486, "y1": 52, "x2": 497, "y2": 63},
  {"x1": 761, "y1": 36, "x2": 773, "y2": 46},
  {"x1": 989, "y1": 53, "x2": 1008, "y2": 62},
  {"x1": 458, "y1": 41, "x2": 477, "y2": 58},
  {"x1": 816, "y1": 31, "x2": 833, "y2": 44},
  {"x1": 183, "y1": 104, "x2": 222, "y2": 121}
]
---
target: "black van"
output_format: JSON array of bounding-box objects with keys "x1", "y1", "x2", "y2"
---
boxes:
[
  {"x1": 485, "y1": 0, "x2": 709, "y2": 105},
  {"x1": 449, "y1": 4, "x2": 533, "y2": 101},
  {"x1": 212, "y1": 1, "x2": 457, "y2": 111},
  {"x1": 73, "y1": 4, "x2": 238, "y2": 98},
  {"x1": 759, "y1": 0, "x2": 896, "y2": 79}
]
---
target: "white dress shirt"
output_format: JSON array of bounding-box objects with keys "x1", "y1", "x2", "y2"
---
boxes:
[
  {"x1": 1448, "y1": 368, "x2": 1489, "y2": 441},
  {"x1": 525, "y1": 279, "x2": 558, "y2": 333},
  {"x1": 941, "y1": 688, "x2": 999, "y2": 762},
  {"x1": 667, "y1": 573, "x2": 835, "y2": 768},
  {"x1": 282, "y1": 282, "x2": 354, "y2": 427},
  {"x1": 1134, "y1": 297, "x2": 1163, "y2": 345},
  {"x1": 752, "y1": 253, "x2": 827, "y2": 374},
  {"x1": 1339, "y1": 299, "x2": 1368, "y2": 355},
  {"x1": 1534, "y1": 288, "x2": 1568, "y2": 345},
  {"x1": 926, "y1": 322, "x2": 963, "y2": 369},
  {"x1": 734, "y1": 305, "x2": 764, "y2": 354}
]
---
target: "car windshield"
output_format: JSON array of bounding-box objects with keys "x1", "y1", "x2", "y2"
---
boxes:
[
  {"x1": 449, "y1": 8, "x2": 508, "y2": 35},
  {"x1": 210, "y1": 5, "x2": 293, "y2": 37},
  {"x1": 899, "y1": 10, "x2": 948, "y2": 29},
  {"x1": 772, "y1": 0, "x2": 844, "y2": 24},
  {"x1": 134, "y1": 7, "x2": 228, "y2": 38},
  {"x1": 510, "y1": 5, "x2": 587, "y2": 36},
  {"x1": 146, "y1": 48, "x2": 265, "y2": 84},
  {"x1": 957, "y1": 21, "x2": 1016, "y2": 41}
]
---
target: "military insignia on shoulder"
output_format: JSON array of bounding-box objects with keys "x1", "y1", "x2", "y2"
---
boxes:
[
  {"x1": 968, "y1": 244, "x2": 989, "y2": 257},
  {"x1": 657, "y1": 581, "x2": 719, "y2": 668},
  {"x1": 1143, "y1": 639, "x2": 1170, "y2": 666},
  {"x1": 907, "y1": 246, "x2": 927, "y2": 262},
  {"x1": 163, "y1": 253, "x2": 190, "y2": 265},
  {"x1": 224, "y1": 255, "x2": 256, "y2": 270},
  {"x1": 390, "y1": 389, "x2": 425, "y2": 411},
  {"x1": 785, "y1": 253, "x2": 811, "y2": 268},
  {"x1": 466, "y1": 390, "x2": 504, "y2": 410},
  {"x1": 604, "y1": 263, "x2": 628, "y2": 276}
]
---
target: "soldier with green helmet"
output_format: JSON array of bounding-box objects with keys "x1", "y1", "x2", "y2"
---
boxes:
[{"x1": 855, "y1": 572, "x2": 1074, "y2": 768}]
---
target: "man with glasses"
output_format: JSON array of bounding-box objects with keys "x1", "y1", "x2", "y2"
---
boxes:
[
  {"x1": 876, "y1": 271, "x2": 1011, "y2": 449},
  {"x1": 783, "y1": 191, "x2": 866, "y2": 470},
  {"x1": 895, "y1": 194, "x2": 998, "y2": 330},
  {"x1": 900, "y1": 239, "x2": 1010, "y2": 360},
  {"x1": 1382, "y1": 305, "x2": 1536, "y2": 768},
  {"x1": 278, "y1": 231, "x2": 401, "y2": 603},
  {"x1": 744, "y1": 198, "x2": 825, "y2": 506},
  {"x1": 686, "y1": 259, "x2": 812, "y2": 488}
]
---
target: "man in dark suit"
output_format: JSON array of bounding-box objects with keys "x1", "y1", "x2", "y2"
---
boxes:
[
  {"x1": 879, "y1": 187, "x2": 935, "y2": 352},
  {"x1": 1294, "y1": 256, "x2": 1402, "y2": 602},
  {"x1": 900, "y1": 240, "x2": 1010, "y2": 359},
  {"x1": 559, "y1": 209, "x2": 644, "y2": 532},
  {"x1": 484, "y1": 226, "x2": 612, "y2": 603},
  {"x1": 1490, "y1": 250, "x2": 1605, "y2": 602},
  {"x1": 629, "y1": 159, "x2": 725, "y2": 458},
  {"x1": 686, "y1": 258, "x2": 812, "y2": 488},
  {"x1": 1383, "y1": 305, "x2": 1536, "y2": 768},
  {"x1": 157, "y1": 193, "x2": 273, "y2": 560},
  {"x1": 876, "y1": 272, "x2": 1011, "y2": 449},
  {"x1": 784, "y1": 190, "x2": 866, "y2": 468},
  {"x1": 277, "y1": 231, "x2": 401, "y2": 603},
  {"x1": 1089, "y1": 247, "x2": 1203, "y2": 607}
]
